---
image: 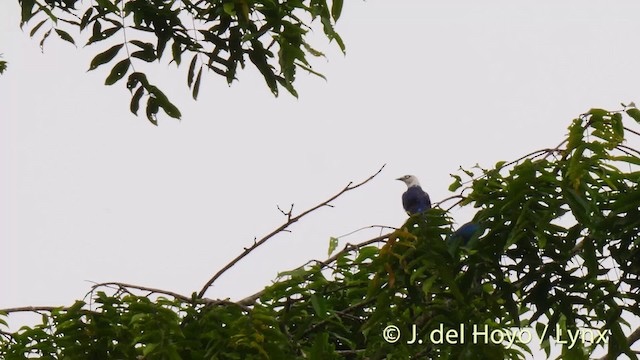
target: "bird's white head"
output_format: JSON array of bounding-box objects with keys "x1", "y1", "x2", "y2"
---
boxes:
[{"x1": 396, "y1": 175, "x2": 421, "y2": 188}]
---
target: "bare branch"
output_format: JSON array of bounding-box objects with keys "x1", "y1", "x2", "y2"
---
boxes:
[
  {"x1": 623, "y1": 126, "x2": 640, "y2": 138},
  {"x1": 334, "y1": 225, "x2": 398, "y2": 240},
  {"x1": 90, "y1": 282, "x2": 195, "y2": 303},
  {"x1": 277, "y1": 203, "x2": 294, "y2": 220},
  {"x1": 458, "y1": 148, "x2": 561, "y2": 187},
  {"x1": 618, "y1": 144, "x2": 640, "y2": 157},
  {"x1": 0, "y1": 306, "x2": 94, "y2": 315},
  {"x1": 438, "y1": 195, "x2": 465, "y2": 212},
  {"x1": 197, "y1": 165, "x2": 386, "y2": 299}
]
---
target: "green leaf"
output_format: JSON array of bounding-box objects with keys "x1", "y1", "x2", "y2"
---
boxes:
[
  {"x1": 55, "y1": 29, "x2": 76, "y2": 46},
  {"x1": 29, "y1": 19, "x2": 47, "y2": 37},
  {"x1": 563, "y1": 188, "x2": 591, "y2": 226},
  {"x1": 302, "y1": 42, "x2": 325, "y2": 58},
  {"x1": 588, "y1": 108, "x2": 608, "y2": 118},
  {"x1": 171, "y1": 41, "x2": 182, "y2": 66},
  {"x1": 187, "y1": 54, "x2": 197, "y2": 87},
  {"x1": 626, "y1": 108, "x2": 640, "y2": 124},
  {"x1": 331, "y1": 0, "x2": 343, "y2": 21},
  {"x1": 296, "y1": 62, "x2": 326, "y2": 80},
  {"x1": 80, "y1": 8, "x2": 93, "y2": 30},
  {"x1": 328, "y1": 237, "x2": 338, "y2": 256},
  {"x1": 355, "y1": 246, "x2": 379, "y2": 262},
  {"x1": 91, "y1": 20, "x2": 101, "y2": 40},
  {"x1": 156, "y1": 31, "x2": 172, "y2": 59},
  {"x1": 40, "y1": 6, "x2": 58, "y2": 24},
  {"x1": 143, "y1": 343, "x2": 158, "y2": 356},
  {"x1": 87, "y1": 26, "x2": 121, "y2": 45},
  {"x1": 461, "y1": 167, "x2": 474, "y2": 178},
  {"x1": 126, "y1": 72, "x2": 149, "y2": 90},
  {"x1": 95, "y1": 0, "x2": 119, "y2": 13},
  {"x1": 146, "y1": 96, "x2": 159, "y2": 125},
  {"x1": 448, "y1": 174, "x2": 462, "y2": 191},
  {"x1": 105, "y1": 59, "x2": 131, "y2": 85},
  {"x1": 192, "y1": 67, "x2": 202, "y2": 100},
  {"x1": 248, "y1": 39, "x2": 278, "y2": 96},
  {"x1": 310, "y1": 332, "x2": 331, "y2": 360},
  {"x1": 611, "y1": 112, "x2": 624, "y2": 141},
  {"x1": 131, "y1": 51, "x2": 156, "y2": 62},
  {"x1": 39, "y1": 29, "x2": 52, "y2": 51},
  {"x1": 130, "y1": 86, "x2": 144, "y2": 115},
  {"x1": 88, "y1": 44, "x2": 123, "y2": 71},
  {"x1": 20, "y1": 0, "x2": 36, "y2": 25},
  {"x1": 421, "y1": 275, "x2": 437, "y2": 297},
  {"x1": 148, "y1": 86, "x2": 181, "y2": 120},
  {"x1": 223, "y1": 3, "x2": 236, "y2": 16},
  {"x1": 309, "y1": 294, "x2": 328, "y2": 319},
  {"x1": 277, "y1": 267, "x2": 308, "y2": 278}
]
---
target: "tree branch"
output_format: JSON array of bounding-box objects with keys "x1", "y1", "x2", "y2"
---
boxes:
[
  {"x1": 89, "y1": 282, "x2": 195, "y2": 303},
  {"x1": 0, "y1": 306, "x2": 95, "y2": 315},
  {"x1": 333, "y1": 225, "x2": 397, "y2": 240},
  {"x1": 597, "y1": 325, "x2": 640, "y2": 360},
  {"x1": 237, "y1": 232, "x2": 390, "y2": 306},
  {"x1": 300, "y1": 297, "x2": 375, "y2": 337},
  {"x1": 197, "y1": 165, "x2": 386, "y2": 299}
]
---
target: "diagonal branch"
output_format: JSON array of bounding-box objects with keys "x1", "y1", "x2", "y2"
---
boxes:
[
  {"x1": 597, "y1": 325, "x2": 640, "y2": 360},
  {"x1": 236, "y1": 232, "x2": 390, "y2": 306},
  {"x1": 197, "y1": 164, "x2": 386, "y2": 299}
]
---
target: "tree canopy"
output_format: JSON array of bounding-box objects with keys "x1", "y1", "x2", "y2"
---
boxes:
[
  {"x1": 17, "y1": 0, "x2": 345, "y2": 124},
  {"x1": 2, "y1": 106, "x2": 640, "y2": 359}
]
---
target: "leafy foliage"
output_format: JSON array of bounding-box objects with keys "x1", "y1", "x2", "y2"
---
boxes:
[
  {"x1": 0, "y1": 54, "x2": 7, "y2": 74},
  {"x1": 17, "y1": 0, "x2": 345, "y2": 124},
  {"x1": 2, "y1": 106, "x2": 640, "y2": 358}
]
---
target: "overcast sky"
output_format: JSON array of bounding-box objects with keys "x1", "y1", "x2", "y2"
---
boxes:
[{"x1": 2, "y1": 0, "x2": 640, "y2": 357}]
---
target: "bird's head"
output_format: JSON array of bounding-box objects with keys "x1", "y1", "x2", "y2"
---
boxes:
[{"x1": 396, "y1": 175, "x2": 421, "y2": 188}]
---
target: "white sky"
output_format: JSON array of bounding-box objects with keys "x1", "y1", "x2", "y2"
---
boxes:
[{"x1": 2, "y1": 0, "x2": 640, "y2": 358}]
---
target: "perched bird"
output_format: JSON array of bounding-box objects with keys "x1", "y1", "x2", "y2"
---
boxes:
[
  {"x1": 396, "y1": 175, "x2": 432, "y2": 215},
  {"x1": 449, "y1": 222, "x2": 481, "y2": 246}
]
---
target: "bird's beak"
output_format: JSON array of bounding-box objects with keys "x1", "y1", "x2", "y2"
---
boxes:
[{"x1": 395, "y1": 177, "x2": 402, "y2": 181}]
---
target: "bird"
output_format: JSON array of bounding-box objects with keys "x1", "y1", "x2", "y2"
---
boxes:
[
  {"x1": 448, "y1": 222, "x2": 481, "y2": 246},
  {"x1": 396, "y1": 175, "x2": 432, "y2": 215}
]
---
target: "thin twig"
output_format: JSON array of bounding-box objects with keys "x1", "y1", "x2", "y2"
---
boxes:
[
  {"x1": 90, "y1": 282, "x2": 195, "y2": 303},
  {"x1": 458, "y1": 148, "x2": 560, "y2": 187},
  {"x1": 318, "y1": 234, "x2": 390, "y2": 267},
  {"x1": 334, "y1": 225, "x2": 397, "y2": 240},
  {"x1": 300, "y1": 298, "x2": 375, "y2": 337},
  {"x1": 623, "y1": 126, "x2": 640, "y2": 138},
  {"x1": 440, "y1": 195, "x2": 465, "y2": 212},
  {"x1": 236, "y1": 233, "x2": 390, "y2": 306},
  {"x1": 0, "y1": 306, "x2": 92, "y2": 314},
  {"x1": 197, "y1": 165, "x2": 386, "y2": 299},
  {"x1": 277, "y1": 203, "x2": 294, "y2": 220},
  {"x1": 618, "y1": 144, "x2": 640, "y2": 157}
]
